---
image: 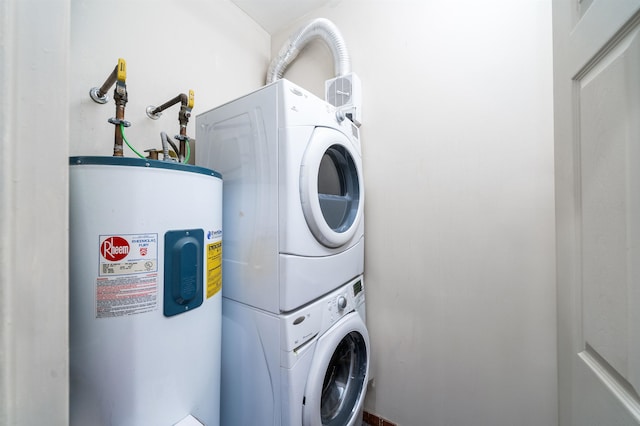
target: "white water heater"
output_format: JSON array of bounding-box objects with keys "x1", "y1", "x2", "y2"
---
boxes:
[{"x1": 69, "y1": 156, "x2": 222, "y2": 426}]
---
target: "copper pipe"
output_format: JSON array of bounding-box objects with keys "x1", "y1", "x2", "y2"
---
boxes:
[
  {"x1": 112, "y1": 82, "x2": 128, "y2": 157},
  {"x1": 96, "y1": 65, "x2": 119, "y2": 99},
  {"x1": 177, "y1": 103, "x2": 191, "y2": 161},
  {"x1": 145, "y1": 149, "x2": 160, "y2": 160},
  {"x1": 149, "y1": 93, "x2": 188, "y2": 116},
  {"x1": 90, "y1": 59, "x2": 126, "y2": 104}
]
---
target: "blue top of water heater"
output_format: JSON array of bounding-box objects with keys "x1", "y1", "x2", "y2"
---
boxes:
[{"x1": 69, "y1": 156, "x2": 222, "y2": 179}]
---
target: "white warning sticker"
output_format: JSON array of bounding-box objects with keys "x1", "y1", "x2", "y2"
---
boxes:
[
  {"x1": 96, "y1": 273, "x2": 158, "y2": 318},
  {"x1": 98, "y1": 234, "x2": 158, "y2": 276}
]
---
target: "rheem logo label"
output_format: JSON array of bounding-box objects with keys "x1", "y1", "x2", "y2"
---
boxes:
[{"x1": 101, "y1": 236, "x2": 130, "y2": 261}]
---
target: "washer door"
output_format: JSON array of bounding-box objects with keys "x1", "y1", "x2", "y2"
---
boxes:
[
  {"x1": 302, "y1": 312, "x2": 370, "y2": 426},
  {"x1": 300, "y1": 127, "x2": 364, "y2": 248}
]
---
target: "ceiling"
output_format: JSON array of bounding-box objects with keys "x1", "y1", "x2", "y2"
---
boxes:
[{"x1": 230, "y1": 0, "x2": 329, "y2": 34}]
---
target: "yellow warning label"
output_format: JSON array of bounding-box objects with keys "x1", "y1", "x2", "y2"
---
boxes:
[{"x1": 206, "y1": 241, "x2": 222, "y2": 298}]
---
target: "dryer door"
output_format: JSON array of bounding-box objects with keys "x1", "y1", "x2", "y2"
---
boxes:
[
  {"x1": 300, "y1": 127, "x2": 364, "y2": 248},
  {"x1": 302, "y1": 312, "x2": 370, "y2": 426}
]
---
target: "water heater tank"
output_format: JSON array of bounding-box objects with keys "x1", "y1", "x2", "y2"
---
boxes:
[{"x1": 69, "y1": 156, "x2": 223, "y2": 426}]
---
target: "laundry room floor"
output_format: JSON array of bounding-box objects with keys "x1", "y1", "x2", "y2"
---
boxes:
[
  {"x1": 362, "y1": 420, "x2": 396, "y2": 426},
  {"x1": 362, "y1": 411, "x2": 397, "y2": 426}
]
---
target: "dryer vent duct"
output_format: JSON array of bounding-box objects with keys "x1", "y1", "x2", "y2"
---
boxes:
[
  {"x1": 266, "y1": 18, "x2": 362, "y2": 127},
  {"x1": 266, "y1": 18, "x2": 351, "y2": 84}
]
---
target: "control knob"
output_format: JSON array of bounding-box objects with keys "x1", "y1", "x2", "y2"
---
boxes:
[{"x1": 337, "y1": 296, "x2": 347, "y2": 311}]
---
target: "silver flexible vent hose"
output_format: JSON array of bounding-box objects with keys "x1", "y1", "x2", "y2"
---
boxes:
[
  {"x1": 160, "y1": 132, "x2": 171, "y2": 161},
  {"x1": 266, "y1": 18, "x2": 351, "y2": 84}
]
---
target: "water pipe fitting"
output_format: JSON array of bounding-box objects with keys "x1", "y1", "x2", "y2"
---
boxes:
[
  {"x1": 90, "y1": 58, "x2": 127, "y2": 104},
  {"x1": 109, "y1": 59, "x2": 128, "y2": 157},
  {"x1": 146, "y1": 90, "x2": 194, "y2": 161}
]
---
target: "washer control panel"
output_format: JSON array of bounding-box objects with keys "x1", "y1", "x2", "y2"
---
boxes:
[
  {"x1": 281, "y1": 276, "x2": 365, "y2": 353},
  {"x1": 337, "y1": 296, "x2": 347, "y2": 311}
]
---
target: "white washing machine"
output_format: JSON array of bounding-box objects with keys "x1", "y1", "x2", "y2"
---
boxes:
[
  {"x1": 196, "y1": 79, "x2": 364, "y2": 313},
  {"x1": 221, "y1": 275, "x2": 369, "y2": 426}
]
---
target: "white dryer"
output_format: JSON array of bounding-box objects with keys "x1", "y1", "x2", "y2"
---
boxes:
[
  {"x1": 221, "y1": 275, "x2": 369, "y2": 426},
  {"x1": 196, "y1": 79, "x2": 364, "y2": 313}
]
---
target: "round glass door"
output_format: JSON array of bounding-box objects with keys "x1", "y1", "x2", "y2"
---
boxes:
[
  {"x1": 300, "y1": 127, "x2": 363, "y2": 248},
  {"x1": 320, "y1": 332, "x2": 368, "y2": 425},
  {"x1": 302, "y1": 312, "x2": 370, "y2": 426},
  {"x1": 317, "y1": 145, "x2": 360, "y2": 232}
]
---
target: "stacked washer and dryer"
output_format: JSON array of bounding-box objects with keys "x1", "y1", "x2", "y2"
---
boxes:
[{"x1": 196, "y1": 19, "x2": 370, "y2": 426}]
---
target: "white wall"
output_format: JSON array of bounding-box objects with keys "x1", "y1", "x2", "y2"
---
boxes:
[
  {"x1": 272, "y1": 1, "x2": 557, "y2": 425},
  {"x1": 0, "y1": 0, "x2": 70, "y2": 424},
  {"x1": 70, "y1": 0, "x2": 270, "y2": 157}
]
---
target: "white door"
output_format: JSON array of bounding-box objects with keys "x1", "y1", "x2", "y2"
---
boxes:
[
  {"x1": 554, "y1": 1, "x2": 640, "y2": 425},
  {"x1": 300, "y1": 127, "x2": 364, "y2": 248}
]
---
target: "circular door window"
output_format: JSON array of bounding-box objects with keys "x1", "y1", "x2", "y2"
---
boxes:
[
  {"x1": 303, "y1": 313, "x2": 370, "y2": 426},
  {"x1": 320, "y1": 331, "x2": 368, "y2": 425},
  {"x1": 300, "y1": 127, "x2": 363, "y2": 248}
]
